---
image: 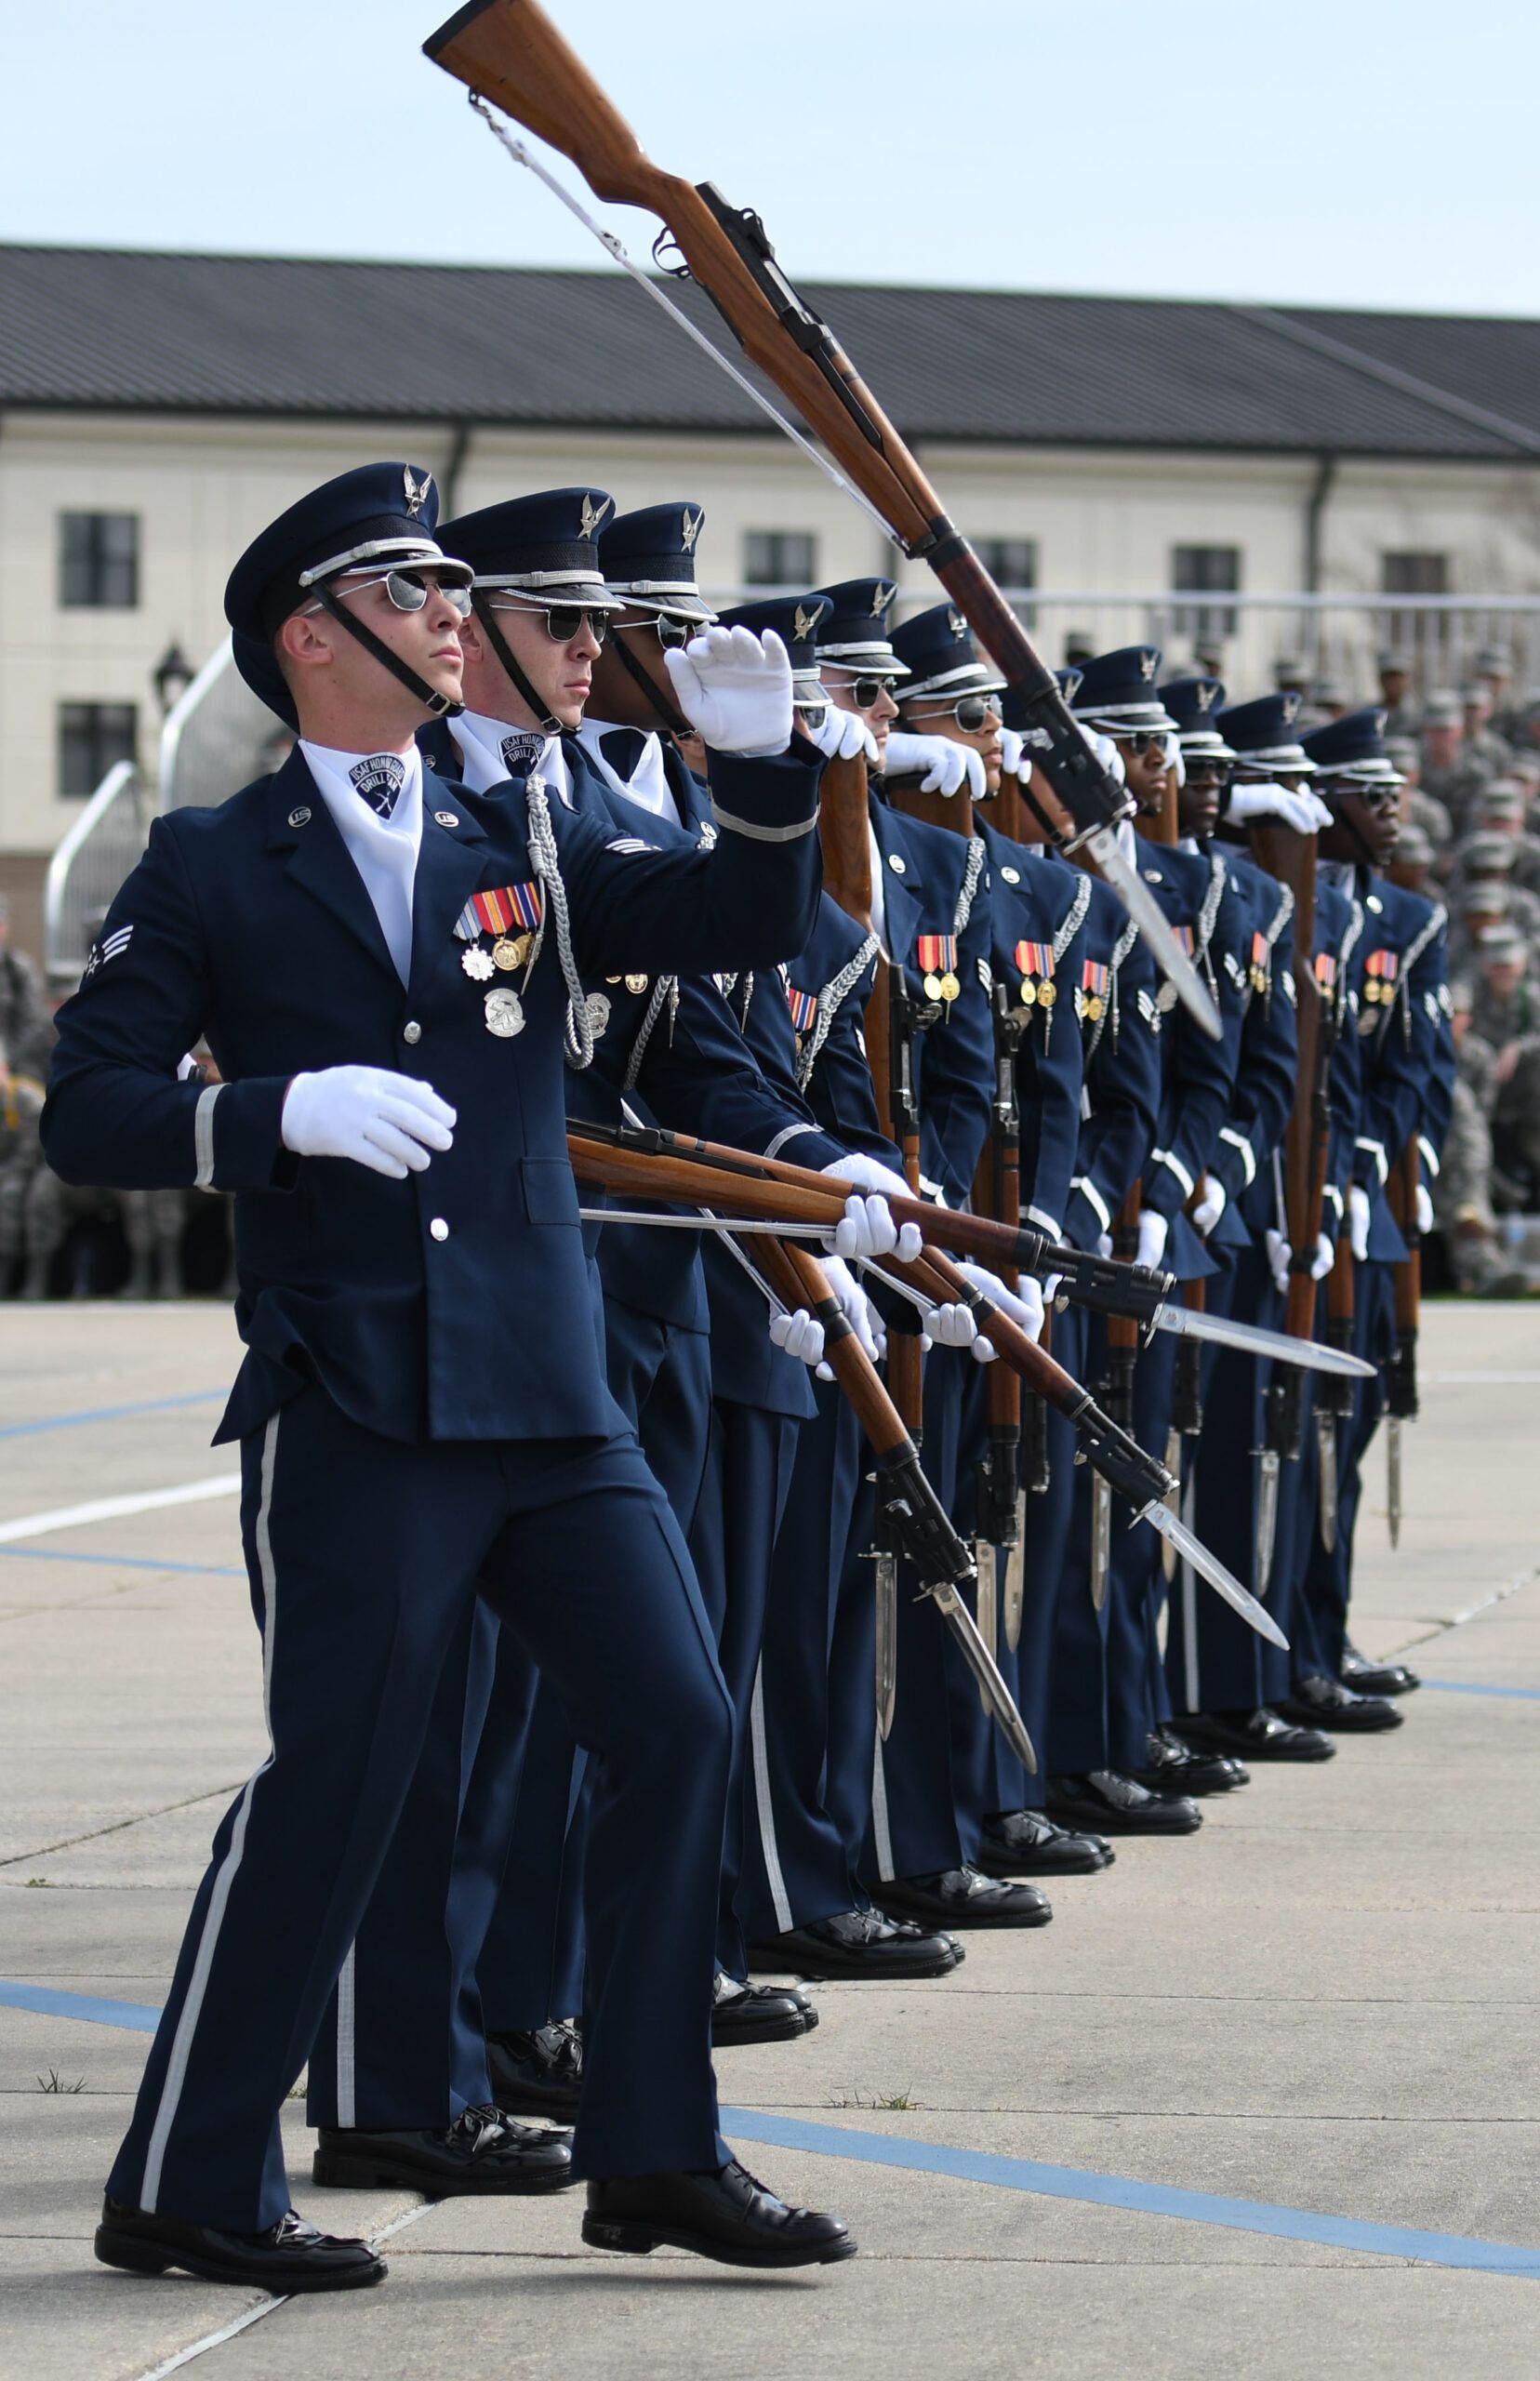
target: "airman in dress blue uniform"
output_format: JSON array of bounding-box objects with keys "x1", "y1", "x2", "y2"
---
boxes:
[{"x1": 47, "y1": 462, "x2": 856, "y2": 2287}]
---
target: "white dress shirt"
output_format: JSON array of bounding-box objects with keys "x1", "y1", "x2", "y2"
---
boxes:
[
  {"x1": 449, "y1": 711, "x2": 573, "y2": 805},
  {"x1": 575, "y1": 717, "x2": 675, "y2": 818},
  {"x1": 299, "y1": 738, "x2": 422, "y2": 986}
]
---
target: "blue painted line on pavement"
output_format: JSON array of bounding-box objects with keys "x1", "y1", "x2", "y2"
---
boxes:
[
  {"x1": 0, "y1": 1982, "x2": 160, "y2": 2032},
  {"x1": 0, "y1": 1390, "x2": 223, "y2": 1442},
  {"x1": 1, "y1": 1988, "x2": 1532, "y2": 2279},
  {"x1": 1421, "y1": 1679, "x2": 1540, "y2": 1702},
  {"x1": 0, "y1": 1547, "x2": 243, "y2": 1577},
  {"x1": 722, "y1": 2108, "x2": 1540, "y2": 2278}
]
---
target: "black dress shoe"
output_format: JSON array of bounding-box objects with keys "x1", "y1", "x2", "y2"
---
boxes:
[
  {"x1": 1179, "y1": 1707, "x2": 1336, "y2": 1762},
  {"x1": 746, "y1": 1907, "x2": 962, "y2": 1980},
  {"x1": 486, "y1": 2019, "x2": 582, "y2": 2120},
  {"x1": 1341, "y1": 1641, "x2": 1422, "y2": 1696},
  {"x1": 711, "y1": 1975, "x2": 816, "y2": 2045},
  {"x1": 1047, "y1": 1771, "x2": 1203, "y2": 1835},
  {"x1": 313, "y1": 2102, "x2": 574, "y2": 2195},
  {"x1": 95, "y1": 2199, "x2": 386, "y2": 2292},
  {"x1": 583, "y1": 2160, "x2": 856, "y2": 2268},
  {"x1": 976, "y1": 1808, "x2": 1114, "y2": 1876},
  {"x1": 1279, "y1": 1674, "x2": 1404, "y2": 1733},
  {"x1": 1130, "y1": 1727, "x2": 1249, "y2": 1796},
  {"x1": 877, "y1": 1865, "x2": 1052, "y2": 1928}
]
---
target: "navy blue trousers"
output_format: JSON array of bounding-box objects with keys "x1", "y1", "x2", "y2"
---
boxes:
[
  {"x1": 108, "y1": 1385, "x2": 733, "y2": 2231},
  {"x1": 1038, "y1": 1305, "x2": 1114, "y2": 1776},
  {"x1": 739, "y1": 1385, "x2": 874, "y2": 1939},
  {"x1": 867, "y1": 1348, "x2": 972, "y2": 1884},
  {"x1": 688, "y1": 1398, "x2": 801, "y2": 1976}
]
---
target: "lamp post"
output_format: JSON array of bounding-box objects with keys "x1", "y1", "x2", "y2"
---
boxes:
[{"x1": 152, "y1": 642, "x2": 194, "y2": 716}]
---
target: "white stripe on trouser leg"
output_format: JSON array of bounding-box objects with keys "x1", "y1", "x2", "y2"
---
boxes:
[
  {"x1": 335, "y1": 1942, "x2": 356, "y2": 2130},
  {"x1": 1180, "y1": 1466, "x2": 1200, "y2": 1716},
  {"x1": 141, "y1": 1410, "x2": 281, "y2": 2213},
  {"x1": 748, "y1": 1658, "x2": 793, "y2": 1936},
  {"x1": 870, "y1": 1736, "x2": 896, "y2": 1882}
]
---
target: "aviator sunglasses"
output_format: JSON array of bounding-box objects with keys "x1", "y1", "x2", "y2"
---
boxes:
[
  {"x1": 909, "y1": 691, "x2": 1003, "y2": 734},
  {"x1": 310, "y1": 567, "x2": 473, "y2": 620},
  {"x1": 488, "y1": 599, "x2": 613, "y2": 646}
]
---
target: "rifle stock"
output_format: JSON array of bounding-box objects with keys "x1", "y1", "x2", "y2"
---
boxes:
[
  {"x1": 424, "y1": 0, "x2": 1123, "y2": 845},
  {"x1": 816, "y1": 750, "x2": 873, "y2": 930}
]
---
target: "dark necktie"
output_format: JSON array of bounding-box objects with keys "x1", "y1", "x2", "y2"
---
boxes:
[
  {"x1": 600, "y1": 727, "x2": 649, "y2": 784},
  {"x1": 500, "y1": 732, "x2": 548, "y2": 778},
  {"x1": 349, "y1": 754, "x2": 405, "y2": 819}
]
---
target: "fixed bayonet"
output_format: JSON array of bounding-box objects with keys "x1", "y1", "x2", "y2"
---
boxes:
[
  {"x1": 925, "y1": 1575, "x2": 1036, "y2": 1773},
  {"x1": 1317, "y1": 1410, "x2": 1340, "y2": 1550},
  {"x1": 871, "y1": 1550, "x2": 898, "y2": 1738},
  {"x1": 1086, "y1": 826, "x2": 1222, "y2": 1041},
  {"x1": 1144, "y1": 1301, "x2": 1374, "y2": 1377},
  {"x1": 1161, "y1": 1428, "x2": 1182, "y2": 1582},
  {"x1": 1387, "y1": 1421, "x2": 1402, "y2": 1550},
  {"x1": 1090, "y1": 1473, "x2": 1112, "y2": 1611},
  {"x1": 1255, "y1": 1449, "x2": 1281, "y2": 1591},
  {"x1": 1137, "y1": 1501, "x2": 1288, "y2": 1649},
  {"x1": 1003, "y1": 1494, "x2": 1028, "y2": 1651},
  {"x1": 973, "y1": 1541, "x2": 1000, "y2": 1709}
]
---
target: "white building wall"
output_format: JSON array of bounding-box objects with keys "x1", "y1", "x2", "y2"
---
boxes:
[{"x1": 3, "y1": 408, "x2": 1538, "y2": 875}]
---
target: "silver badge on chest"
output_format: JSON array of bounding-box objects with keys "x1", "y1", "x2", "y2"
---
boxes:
[{"x1": 484, "y1": 987, "x2": 525, "y2": 1038}]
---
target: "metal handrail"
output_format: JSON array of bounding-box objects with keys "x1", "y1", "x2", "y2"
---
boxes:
[
  {"x1": 157, "y1": 633, "x2": 234, "y2": 813},
  {"x1": 43, "y1": 760, "x2": 143, "y2": 985}
]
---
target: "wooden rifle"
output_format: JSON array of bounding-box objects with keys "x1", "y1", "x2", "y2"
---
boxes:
[{"x1": 753, "y1": 1233, "x2": 1034, "y2": 1768}]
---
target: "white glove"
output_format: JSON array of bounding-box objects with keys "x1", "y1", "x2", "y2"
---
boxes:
[
  {"x1": 1348, "y1": 1184, "x2": 1371, "y2": 1262},
  {"x1": 802, "y1": 703, "x2": 877, "y2": 765},
  {"x1": 1312, "y1": 1230, "x2": 1336, "y2": 1280},
  {"x1": 769, "y1": 1306, "x2": 824, "y2": 1369},
  {"x1": 1226, "y1": 781, "x2": 1334, "y2": 834},
  {"x1": 1077, "y1": 725, "x2": 1126, "y2": 789},
  {"x1": 1000, "y1": 725, "x2": 1026, "y2": 778},
  {"x1": 823, "y1": 1153, "x2": 923, "y2": 1263},
  {"x1": 921, "y1": 1299, "x2": 980, "y2": 1352},
  {"x1": 1166, "y1": 735, "x2": 1186, "y2": 789},
  {"x1": 281, "y1": 1067, "x2": 456, "y2": 1179},
  {"x1": 1191, "y1": 1177, "x2": 1228, "y2": 1237},
  {"x1": 663, "y1": 624, "x2": 792, "y2": 758},
  {"x1": 883, "y1": 730, "x2": 987, "y2": 800},
  {"x1": 1265, "y1": 1228, "x2": 1292, "y2": 1297},
  {"x1": 1414, "y1": 1181, "x2": 1434, "y2": 1236},
  {"x1": 818, "y1": 1253, "x2": 883, "y2": 1377},
  {"x1": 1095, "y1": 1232, "x2": 1114, "y2": 1260},
  {"x1": 1136, "y1": 1210, "x2": 1169, "y2": 1272},
  {"x1": 958, "y1": 1260, "x2": 1044, "y2": 1358}
]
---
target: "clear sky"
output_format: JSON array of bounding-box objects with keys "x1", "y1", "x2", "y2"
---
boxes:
[{"x1": 9, "y1": 0, "x2": 1537, "y2": 315}]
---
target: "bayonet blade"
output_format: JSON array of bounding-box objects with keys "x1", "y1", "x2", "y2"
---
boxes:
[
  {"x1": 1003, "y1": 1492, "x2": 1027, "y2": 1652},
  {"x1": 1387, "y1": 1417, "x2": 1402, "y2": 1550},
  {"x1": 1085, "y1": 826, "x2": 1222, "y2": 1041},
  {"x1": 1255, "y1": 1448, "x2": 1280, "y2": 1596},
  {"x1": 1091, "y1": 1472, "x2": 1111, "y2": 1611},
  {"x1": 873, "y1": 1551, "x2": 898, "y2": 1739},
  {"x1": 973, "y1": 1540, "x2": 999, "y2": 1714},
  {"x1": 1161, "y1": 1428, "x2": 1181, "y2": 1580},
  {"x1": 925, "y1": 1577, "x2": 1037, "y2": 1773},
  {"x1": 1317, "y1": 1412, "x2": 1339, "y2": 1552},
  {"x1": 1137, "y1": 1500, "x2": 1289, "y2": 1650},
  {"x1": 1150, "y1": 1302, "x2": 1375, "y2": 1378}
]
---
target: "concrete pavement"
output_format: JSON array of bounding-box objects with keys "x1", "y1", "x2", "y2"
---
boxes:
[{"x1": 2, "y1": 1300, "x2": 1538, "y2": 2379}]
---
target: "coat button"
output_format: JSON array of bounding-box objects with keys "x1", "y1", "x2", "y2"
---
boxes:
[
  {"x1": 429, "y1": 1217, "x2": 449, "y2": 1243},
  {"x1": 403, "y1": 1020, "x2": 422, "y2": 1045}
]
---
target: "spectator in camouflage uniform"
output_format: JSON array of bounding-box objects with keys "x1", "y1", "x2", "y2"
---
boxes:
[
  {"x1": 1421, "y1": 690, "x2": 1494, "y2": 839},
  {"x1": 0, "y1": 894, "x2": 54, "y2": 1084}
]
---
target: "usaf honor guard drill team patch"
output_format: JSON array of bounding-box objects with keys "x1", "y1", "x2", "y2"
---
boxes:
[{"x1": 349, "y1": 755, "x2": 406, "y2": 818}]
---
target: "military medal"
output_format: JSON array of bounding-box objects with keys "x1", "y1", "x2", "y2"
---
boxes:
[
  {"x1": 454, "y1": 881, "x2": 543, "y2": 991},
  {"x1": 484, "y1": 988, "x2": 524, "y2": 1038},
  {"x1": 786, "y1": 981, "x2": 817, "y2": 1054},
  {"x1": 1080, "y1": 957, "x2": 1109, "y2": 1026},
  {"x1": 585, "y1": 991, "x2": 611, "y2": 1037},
  {"x1": 1018, "y1": 978, "x2": 1037, "y2": 1007},
  {"x1": 625, "y1": 973, "x2": 648, "y2": 996},
  {"x1": 1015, "y1": 940, "x2": 1055, "y2": 1043},
  {"x1": 917, "y1": 935, "x2": 958, "y2": 1011}
]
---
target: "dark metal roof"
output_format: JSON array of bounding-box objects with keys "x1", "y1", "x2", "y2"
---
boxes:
[{"x1": 4, "y1": 243, "x2": 1538, "y2": 462}]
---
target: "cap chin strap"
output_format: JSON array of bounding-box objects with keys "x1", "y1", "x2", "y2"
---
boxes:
[
  {"x1": 612, "y1": 622, "x2": 693, "y2": 739},
  {"x1": 317, "y1": 590, "x2": 463, "y2": 720},
  {"x1": 1324, "y1": 785, "x2": 1380, "y2": 871},
  {"x1": 471, "y1": 594, "x2": 563, "y2": 738}
]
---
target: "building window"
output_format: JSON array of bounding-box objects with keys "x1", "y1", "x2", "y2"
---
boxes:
[
  {"x1": 59, "y1": 702, "x2": 138, "y2": 798},
  {"x1": 60, "y1": 512, "x2": 140, "y2": 609},
  {"x1": 1171, "y1": 545, "x2": 1240, "y2": 641},
  {"x1": 974, "y1": 536, "x2": 1038, "y2": 626},
  {"x1": 743, "y1": 530, "x2": 816, "y2": 589},
  {"x1": 1382, "y1": 552, "x2": 1449, "y2": 596}
]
